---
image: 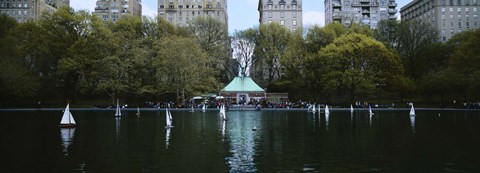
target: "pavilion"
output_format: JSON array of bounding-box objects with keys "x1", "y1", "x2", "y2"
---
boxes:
[{"x1": 219, "y1": 76, "x2": 265, "y2": 105}]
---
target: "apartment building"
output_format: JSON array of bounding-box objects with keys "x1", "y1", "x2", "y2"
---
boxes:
[
  {"x1": 401, "y1": 0, "x2": 479, "y2": 41},
  {"x1": 258, "y1": 0, "x2": 303, "y2": 31},
  {"x1": 157, "y1": 0, "x2": 228, "y2": 27},
  {"x1": 93, "y1": 0, "x2": 142, "y2": 22},
  {"x1": 0, "y1": 0, "x2": 70, "y2": 22},
  {"x1": 325, "y1": 0, "x2": 397, "y2": 29}
]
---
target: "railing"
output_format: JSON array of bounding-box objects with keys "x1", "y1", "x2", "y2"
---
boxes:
[
  {"x1": 333, "y1": 15, "x2": 343, "y2": 20},
  {"x1": 388, "y1": 2, "x2": 397, "y2": 7},
  {"x1": 388, "y1": 9, "x2": 397, "y2": 13}
]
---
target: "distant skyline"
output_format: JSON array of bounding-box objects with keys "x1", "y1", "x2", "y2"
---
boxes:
[{"x1": 71, "y1": 0, "x2": 412, "y2": 33}]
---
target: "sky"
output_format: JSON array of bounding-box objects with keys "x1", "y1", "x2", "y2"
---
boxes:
[{"x1": 71, "y1": 0, "x2": 412, "y2": 33}]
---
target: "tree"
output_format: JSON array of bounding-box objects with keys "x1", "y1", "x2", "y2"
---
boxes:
[
  {"x1": 188, "y1": 17, "x2": 230, "y2": 83},
  {"x1": 254, "y1": 23, "x2": 292, "y2": 85},
  {"x1": 374, "y1": 19, "x2": 400, "y2": 49},
  {"x1": 154, "y1": 35, "x2": 220, "y2": 104},
  {"x1": 0, "y1": 15, "x2": 40, "y2": 105},
  {"x1": 446, "y1": 29, "x2": 480, "y2": 99},
  {"x1": 317, "y1": 33, "x2": 405, "y2": 103},
  {"x1": 396, "y1": 19, "x2": 438, "y2": 79},
  {"x1": 279, "y1": 28, "x2": 308, "y2": 99},
  {"x1": 231, "y1": 33, "x2": 255, "y2": 77}
]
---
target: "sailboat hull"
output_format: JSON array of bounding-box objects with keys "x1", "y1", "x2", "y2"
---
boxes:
[{"x1": 59, "y1": 124, "x2": 76, "y2": 128}]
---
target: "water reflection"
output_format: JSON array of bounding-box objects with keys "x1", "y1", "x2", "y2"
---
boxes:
[
  {"x1": 60, "y1": 127, "x2": 75, "y2": 155},
  {"x1": 165, "y1": 128, "x2": 171, "y2": 149},
  {"x1": 350, "y1": 112, "x2": 353, "y2": 123},
  {"x1": 369, "y1": 113, "x2": 373, "y2": 127},
  {"x1": 221, "y1": 120, "x2": 226, "y2": 139},
  {"x1": 325, "y1": 113, "x2": 330, "y2": 130},
  {"x1": 410, "y1": 115, "x2": 416, "y2": 133},
  {"x1": 115, "y1": 117, "x2": 121, "y2": 143},
  {"x1": 226, "y1": 112, "x2": 259, "y2": 172}
]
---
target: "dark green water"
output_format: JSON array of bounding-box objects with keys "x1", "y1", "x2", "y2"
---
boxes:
[{"x1": 1, "y1": 109, "x2": 480, "y2": 172}]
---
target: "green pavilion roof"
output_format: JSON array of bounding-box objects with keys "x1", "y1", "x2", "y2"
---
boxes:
[{"x1": 221, "y1": 77, "x2": 265, "y2": 93}]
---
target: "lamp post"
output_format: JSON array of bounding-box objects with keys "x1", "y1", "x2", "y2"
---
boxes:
[{"x1": 376, "y1": 82, "x2": 386, "y2": 107}]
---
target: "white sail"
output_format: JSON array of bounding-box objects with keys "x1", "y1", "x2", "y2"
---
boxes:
[
  {"x1": 369, "y1": 105, "x2": 374, "y2": 115},
  {"x1": 115, "y1": 99, "x2": 121, "y2": 117},
  {"x1": 350, "y1": 104, "x2": 354, "y2": 113},
  {"x1": 325, "y1": 105, "x2": 330, "y2": 114},
  {"x1": 409, "y1": 105, "x2": 416, "y2": 116},
  {"x1": 318, "y1": 104, "x2": 321, "y2": 114},
  {"x1": 165, "y1": 108, "x2": 173, "y2": 128},
  {"x1": 202, "y1": 104, "x2": 206, "y2": 112},
  {"x1": 312, "y1": 104, "x2": 316, "y2": 113},
  {"x1": 60, "y1": 104, "x2": 76, "y2": 125}
]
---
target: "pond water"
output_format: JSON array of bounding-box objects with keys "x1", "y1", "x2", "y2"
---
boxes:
[{"x1": 1, "y1": 109, "x2": 480, "y2": 172}]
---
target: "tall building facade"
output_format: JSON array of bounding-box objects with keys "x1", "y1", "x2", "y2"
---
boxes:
[
  {"x1": 401, "y1": 0, "x2": 480, "y2": 42},
  {"x1": 325, "y1": 0, "x2": 397, "y2": 29},
  {"x1": 258, "y1": 0, "x2": 303, "y2": 31},
  {"x1": 0, "y1": 0, "x2": 70, "y2": 22},
  {"x1": 157, "y1": 0, "x2": 228, "y2": 27},
  {"x1": 93, "y1": 0, "x2": 142, "y2": 22}
]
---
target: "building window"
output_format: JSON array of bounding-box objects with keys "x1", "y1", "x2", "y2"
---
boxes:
[
  {"x1": 442, "y1": 8, "x2": 445, "y2": 13},
  {"x1": 280, "y1": 20, "x2": 285, "y2": 25},
  {"x1": 458, "y1": 0, "x2": 462, "y2": 5},
  {"x1": 268, "y1": 20, "x2": 272, "y2": 23},
  {"x1": 268, "y1": 5, "x2": 272, "y2": 9},
  {"x1": 292, "y1": 5, "x2": 296, "y2": 9},
  {"x1": 450, "y1": 8, "x2": 453, "y2": 12},
  {"x1": 280, "y1": 5, "x2": 284, "y2": 9},
  {"x1": 292, "y1": 12, "x2": 296, "y2": 18},
  {"x1": 292, "y1": 20, "x2": 296, "y2": 26},
  {"x1": 280, "y1": 12, "x2": 284, "y2": 18}
]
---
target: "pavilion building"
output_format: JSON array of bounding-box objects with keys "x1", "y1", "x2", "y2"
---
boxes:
[{"x1": 219, "y1": 68, "x2": 266, "y2": 105}]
